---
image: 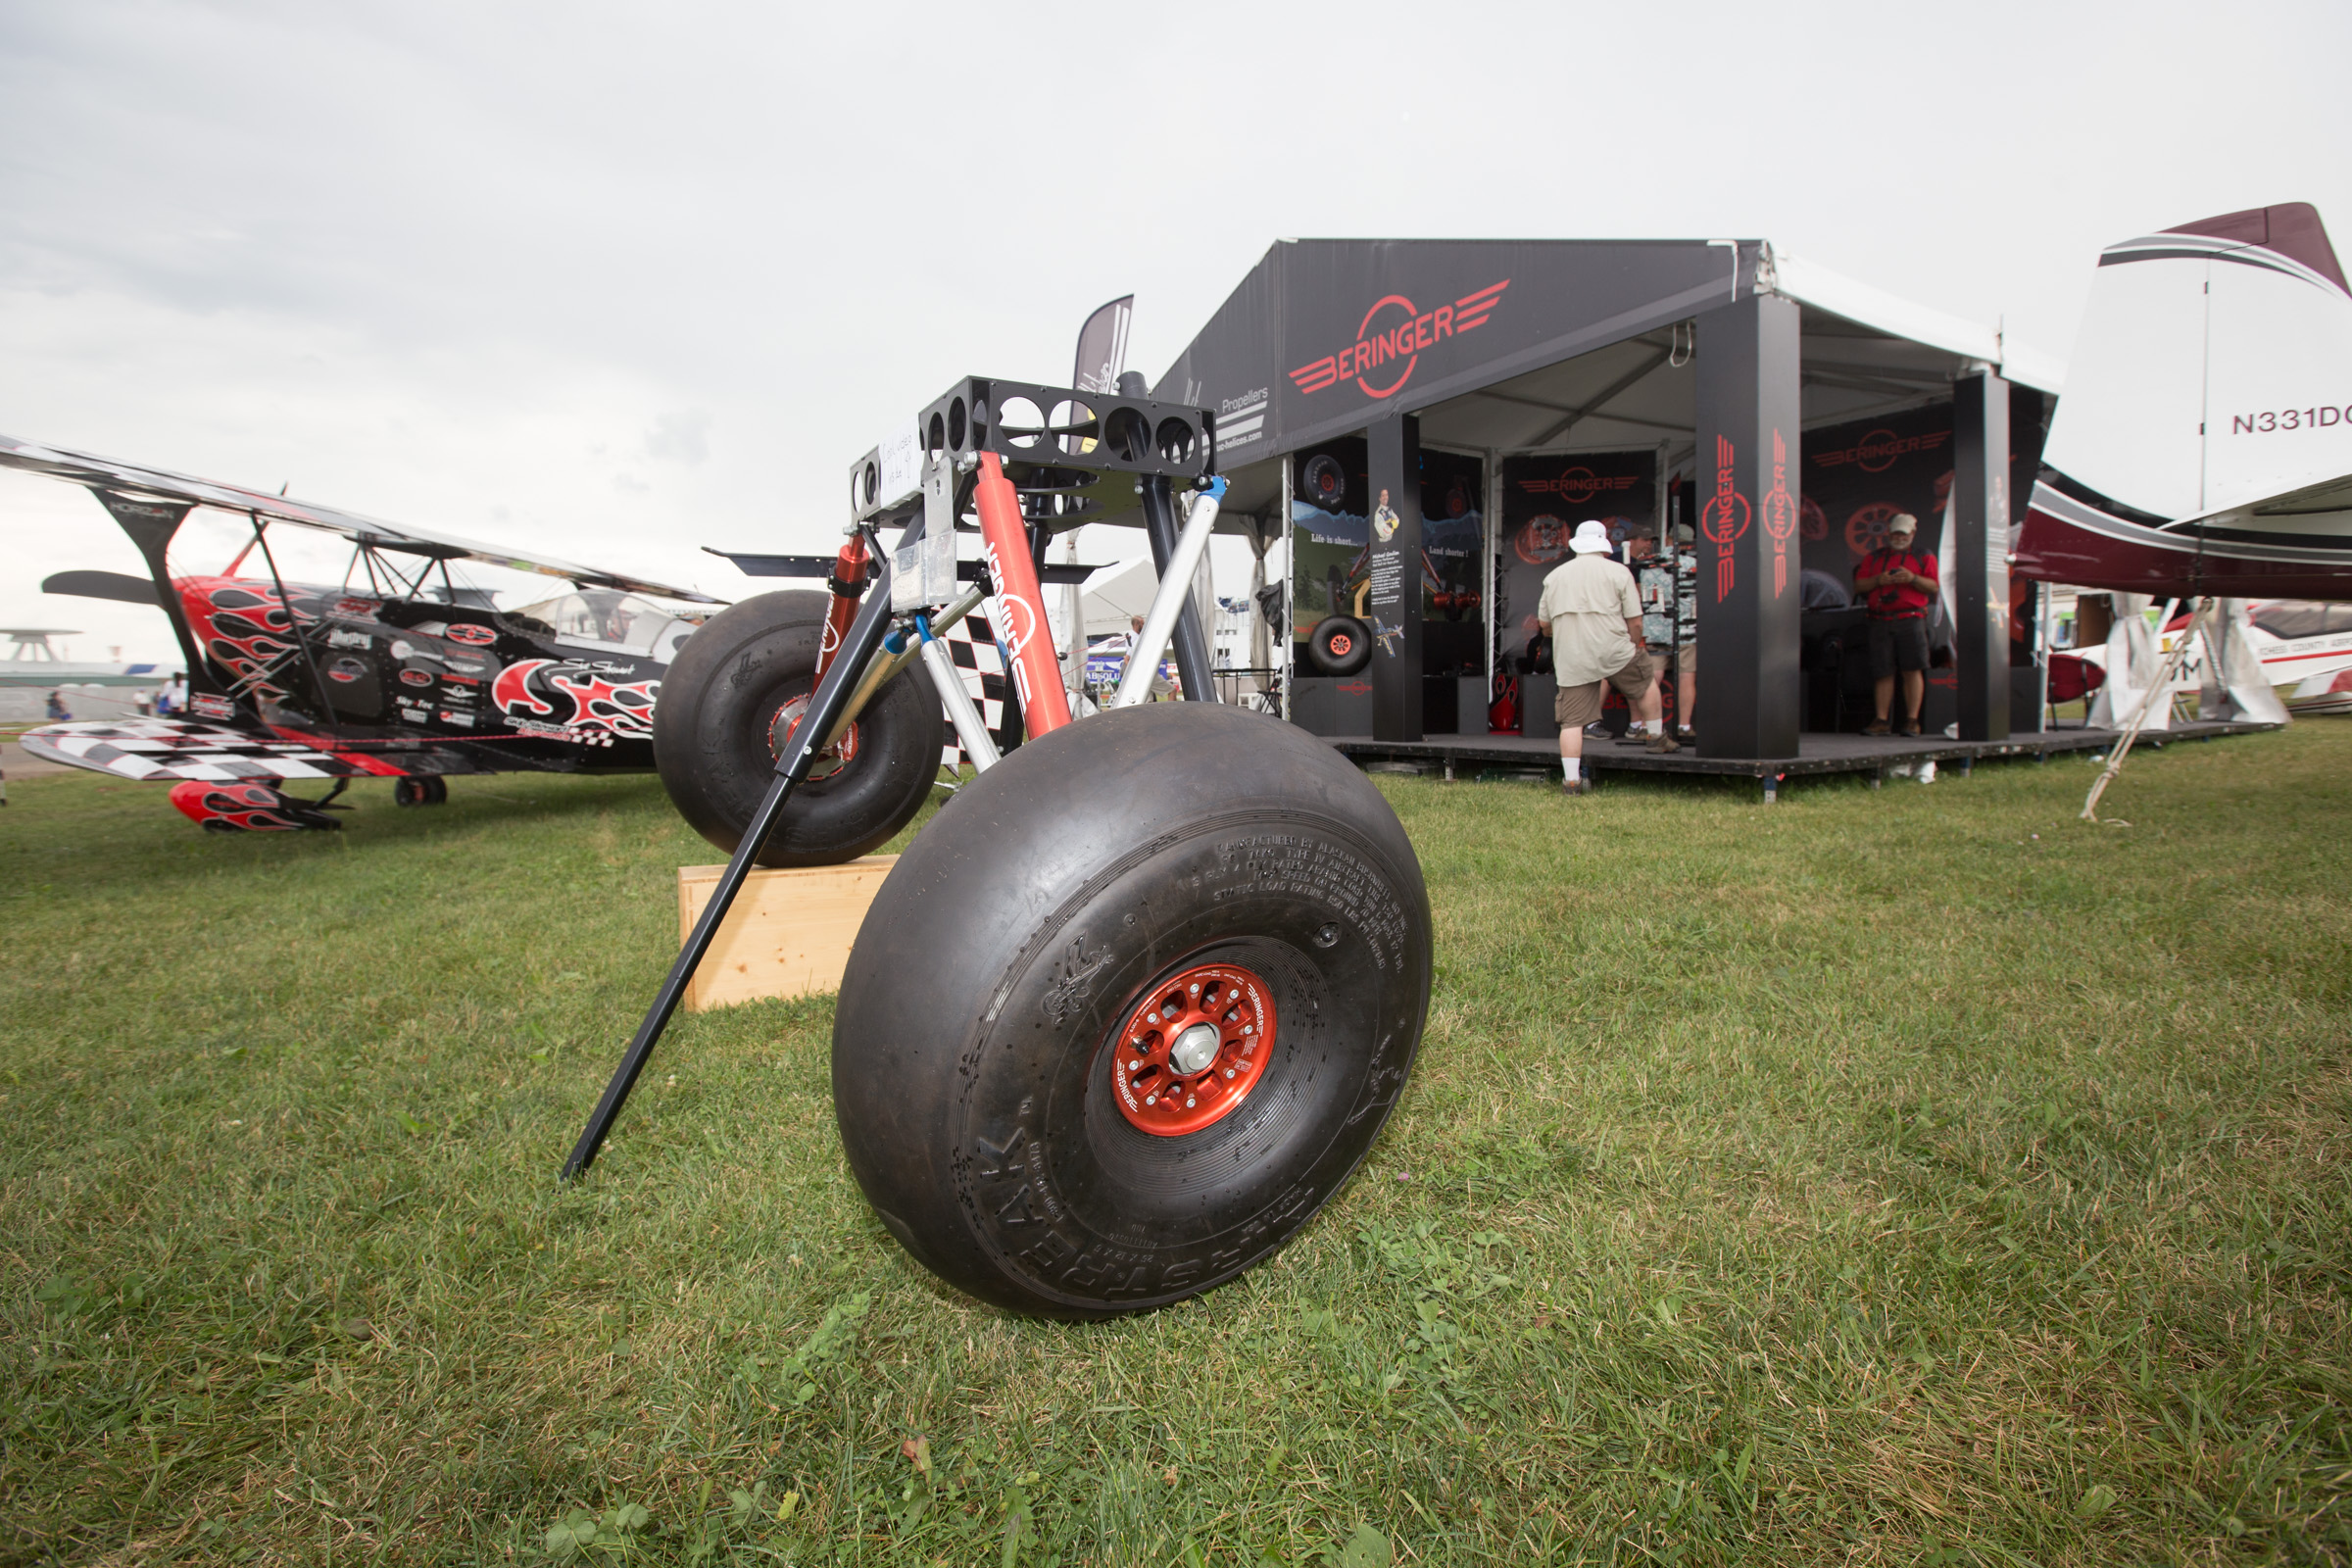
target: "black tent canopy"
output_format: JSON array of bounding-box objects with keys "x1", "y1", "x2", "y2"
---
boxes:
[{"x1": 1152, "y1": 236, "x2": 2059, "y2": 757}]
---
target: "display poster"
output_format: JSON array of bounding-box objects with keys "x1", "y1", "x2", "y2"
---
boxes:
[
  {"x1": 1289, "y1": 436, "x2": 1369, "y2": 643},
  {"x1": 1798, "y1": 403, "x2": 1955, "y2": 583},
  {"x1": 1419, "y1": 449, "x2": 1484, "y2": 622},
  {"x1": 1493, "y1": 450, "x2": 1656, "y2": 667},
  {"x1": 1418, "y1": 448, "x2": 1485, "y2": 677}
]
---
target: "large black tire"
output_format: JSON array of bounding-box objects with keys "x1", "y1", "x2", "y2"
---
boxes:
[
  {"x1": 1305, "y1": 614, "x2": 1372, "y2": 675},
  {"x1": 653, "y1": 590, "x2": 944, "y2": 868},
  {"x1": 831, "y1": 703, "x2": 1433, "y2": 1317}
]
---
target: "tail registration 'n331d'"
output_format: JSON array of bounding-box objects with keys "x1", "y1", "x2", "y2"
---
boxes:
[{"x1": 2017, "y1": 201, "x2": 2352, "y2": 599}]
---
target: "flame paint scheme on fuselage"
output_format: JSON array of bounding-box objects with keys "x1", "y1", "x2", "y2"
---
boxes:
[
  {"x1": 24, "y1": 575, "x2": 695, "y2": 828},
  {"x1": 3, "y1": 430, "x2": 721, "y2": 832}
]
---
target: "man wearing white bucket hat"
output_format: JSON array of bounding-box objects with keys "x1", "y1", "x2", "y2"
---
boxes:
[{"x1": 1536, "y1": 519, "x2": 1678, "y2": 794}]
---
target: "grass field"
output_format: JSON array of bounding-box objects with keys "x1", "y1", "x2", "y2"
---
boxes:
[{"x1": 4, "y1": 725, "x2": 2349, "y2": 1566}]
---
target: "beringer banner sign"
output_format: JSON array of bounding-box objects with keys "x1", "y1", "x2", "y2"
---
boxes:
[
  {"x1": 1698, "y1": 435, "x2": 1750, "y2": 602},
  {"x1": 1288, "y1": 281, "x2": 1511, "y2": 401},
  {"x1": 1153, "y1": 238, "x2": 1751, "y2": 461},
  {"x1": 1494, "y1": 450, "x2": 1656, "y2": 668}
]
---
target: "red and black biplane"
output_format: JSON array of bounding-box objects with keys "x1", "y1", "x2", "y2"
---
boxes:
[{"x1": 3, "y1": 434, "x2": 728, "y2": 831}]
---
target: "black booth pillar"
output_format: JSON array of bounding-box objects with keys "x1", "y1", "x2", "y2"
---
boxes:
[
  {"x1": 1952, "y1": 371, "x2": 2012, "y2": 741},
  {"x1": 1691, "y1": 293, "x2": 1803, "y2": 759},
  {"x1": 1366, "y1": 414, "x2": 1424, "y2": 741}
]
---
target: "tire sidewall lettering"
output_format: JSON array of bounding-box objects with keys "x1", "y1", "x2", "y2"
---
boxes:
[{"x1": 952, "y1": 812, "x2": 1427, "y2": 1311}]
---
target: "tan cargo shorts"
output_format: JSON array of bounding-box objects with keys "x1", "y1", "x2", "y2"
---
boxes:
[{"x1": 1554, "y1": 647, "x2": 1655, "y2": 730}]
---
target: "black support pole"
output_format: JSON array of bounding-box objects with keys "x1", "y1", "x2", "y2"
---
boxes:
[
  {"x1": 562, "y1": 545, "x2": 898, "y2": 1181},
  {"x1": 1953, "y1": 371, "x2": 2012, "y2": 741},
  {"x1": 1366, "y1": 414, "x2": 1424, "y2": 742},
  {"x1": 1691, "y1": 292, "x2": 1803, "y2": 759},
  {"x1": 1140, "y1": 474, "x2": 1218, "y2": 702}
]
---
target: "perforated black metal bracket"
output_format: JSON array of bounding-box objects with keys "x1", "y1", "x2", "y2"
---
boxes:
[{"x1": 846, "y1": 377, "x2": 1216, "y2": 534}]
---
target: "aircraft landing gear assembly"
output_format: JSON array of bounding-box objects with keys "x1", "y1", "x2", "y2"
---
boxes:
[{"x1": 575, "y1": 376, "x2": 1433, "y2": 1317}]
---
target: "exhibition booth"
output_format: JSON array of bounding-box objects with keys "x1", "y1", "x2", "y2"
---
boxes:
[{"x1": 1149, "y1": 238, "x2": 2063, "y2": 760}]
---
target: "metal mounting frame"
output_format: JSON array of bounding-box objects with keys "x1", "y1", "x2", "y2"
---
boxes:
[{"x1": 847, "y1": 376, "x2": 1217, "y2": 534}]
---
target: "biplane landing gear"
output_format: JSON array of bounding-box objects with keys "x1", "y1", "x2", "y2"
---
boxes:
[
  {"x1": 831, "y1": 702, "x2": 1433, "y2": 1318},
  {"x1": 393, "y1": 776, "x2": 447, "y2": 808},
  {"x1": 653, "y1": 590, "x2": 944, "y2": 868}
]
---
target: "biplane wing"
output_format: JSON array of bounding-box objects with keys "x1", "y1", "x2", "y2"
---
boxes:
[
  {"x1": 18, "y1": 718, "x2": 483, "y2": 783},
  {"x1": 0, "y1": 432, "x2": 722, "y2": 604}
]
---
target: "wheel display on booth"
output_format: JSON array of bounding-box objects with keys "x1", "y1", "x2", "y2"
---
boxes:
[
  {"x1": 652, "y1": 590, "x2": 944, "y2": 868},
  {"x1": 1305, "y1": 614, "x2": 1372, "y2": 675},
  {"x1": 831, "y1": 702, "x2": 1433, "y2": 1317},
  {"x1": 1299, "y1": 453, "x2": 1347, "y2": 511},
  {"x1": 393, "y1": 775, "x2": 447, "y2": 808}
]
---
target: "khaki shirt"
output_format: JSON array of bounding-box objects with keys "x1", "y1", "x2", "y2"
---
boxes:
[{"x1": 1537, "y1": 554, "x2": 1641, "y2": 685}]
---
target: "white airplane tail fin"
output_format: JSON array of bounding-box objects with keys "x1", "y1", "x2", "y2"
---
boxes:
[{"x1": 2041, "y1": 203, "x2": 2352, "y2": 523}]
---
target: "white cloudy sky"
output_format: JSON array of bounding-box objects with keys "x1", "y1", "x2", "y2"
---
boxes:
[{"x1": 4, "y1": 0, "x2": 2345, "y2": 662}]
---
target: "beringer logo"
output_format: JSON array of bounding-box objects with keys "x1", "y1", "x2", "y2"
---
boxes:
[
  {"x1": 1698, "y1": 436, "x2": 1749, "y2": 603},
  {"x1": 1759, "y1": 430, "x2": 1797, "y2": 598},
  {"x1": 1290, "y1": 279, "x2": 1511, "y2": 401},
  {"x1": 1814, "y1": 427, "x2": 1950, "y2": 472},
  {"x1": 981, "y1": 539, "x2": 1041, "y2": 709},
  {"x1": 1518, "y1": 466, "x2": 1639, "y2": 505}
]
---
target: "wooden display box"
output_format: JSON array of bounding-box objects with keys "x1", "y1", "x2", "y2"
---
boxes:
[{"x1": 675, "y1": 856, "x2": 898, "y2": 1012}]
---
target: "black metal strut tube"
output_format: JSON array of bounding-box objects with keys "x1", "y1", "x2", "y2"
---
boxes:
[
  {"x1": 1140, "y1": 473, "x2": 1217, "y2": 702},
  {"x1": 562, "y1": 541, "x2": 898, "y2": 1180}
]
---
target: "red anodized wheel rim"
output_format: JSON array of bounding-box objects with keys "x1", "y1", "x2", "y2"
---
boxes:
[
  {"x1": 1110, "y1": 962, "x2": 1276, "y2": 1137},
  {"x1": 1327, "y1": 632, "x2": 1352, "y2": 657},
  {"x1": 768, "y1": 692, "x2": 860, "y2": 779}
]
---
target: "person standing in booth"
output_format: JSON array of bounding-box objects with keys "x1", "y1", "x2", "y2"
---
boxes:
[
  {"x1": 1539, "y1": 519, "x2": 1678, "y2": 796},
  {"x1": 1854, "y1": 512, "x2": 1938, "y2": 735}
]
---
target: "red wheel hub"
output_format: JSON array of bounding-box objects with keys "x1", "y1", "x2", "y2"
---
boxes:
[
  {"x1": 1328, "y1": 633, "x2": 1352, "y2": 657},
  {"x1": 1110, "y1": 962, "x2": 1275, "y2": 1136},
  {"x1": 768, "y1": 693, "x2": 859, "y2": 779}
]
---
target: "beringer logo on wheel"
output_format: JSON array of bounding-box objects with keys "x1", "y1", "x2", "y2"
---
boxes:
[
  {"x1": 1514, "y1": 515, "x2": 1573, "y2": 565},
  {"x1": 1698, "y1": 436, "x2": 1750, "y2": 602},
  {"x1": 1288, "y1": 279, "x2": 1511, "y2": 402}
]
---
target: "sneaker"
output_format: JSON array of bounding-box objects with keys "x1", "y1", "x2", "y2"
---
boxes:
[
  {"x1": 1645, "y1": 732, "x2": 1682, "y2": 753},
  {"x1": 1863, "y1": 719, "x2": 1891, "y2": 736},
  {"x1": 1559, "y1": 777, "x2": 1590, "y2": 797},
  {"x1": 1613, "y1": 729, "x2": 1651, "y2": 746},
  {"x1": 1898, "y1": 718, "x2": 1922, "y2": 736}
]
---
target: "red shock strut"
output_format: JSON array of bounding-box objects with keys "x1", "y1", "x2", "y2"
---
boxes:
[
  {"x1": 973, "y1": 453, "x2": 1072, "y2": 739},
  {"x1": 813, "y1": 533, "x2": 869, "y2": 679}
]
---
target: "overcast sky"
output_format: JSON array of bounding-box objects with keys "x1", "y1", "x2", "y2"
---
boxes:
[{"x1": 4, "y1": 0, "x2": 2345, "y2": 662}]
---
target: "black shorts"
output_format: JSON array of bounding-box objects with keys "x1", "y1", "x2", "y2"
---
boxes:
[{"x1": 1868, "y1": 616, "x2": 1929, "y2": 677}]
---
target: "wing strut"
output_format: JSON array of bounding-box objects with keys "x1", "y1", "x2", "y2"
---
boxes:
[{"x1": 248, "y1": 513, "x2": 341, "y2": 737}]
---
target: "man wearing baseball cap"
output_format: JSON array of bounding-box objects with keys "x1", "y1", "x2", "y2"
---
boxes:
[
  {"x1": 1853, "y1": 513, "x2": 1938, "y2": 735},
  {"x1": 1537, "y1": 519, "x2": 1677, "y2": 794}
]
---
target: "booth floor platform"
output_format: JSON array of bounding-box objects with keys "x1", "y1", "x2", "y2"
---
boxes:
[{"x1": 1329, "y1": 720, "x2": 2281, "y2": 800}]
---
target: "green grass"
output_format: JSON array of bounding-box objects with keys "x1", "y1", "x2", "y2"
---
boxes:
[{"x1": 3, "y1": 728, "x2": 2349, "y2": 1566}]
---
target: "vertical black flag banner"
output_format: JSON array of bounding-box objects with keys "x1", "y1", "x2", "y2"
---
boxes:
[
  {"x1": 1072, "y1": 296, "x2": 1134, "y2": 395},
  {"x1": 1366, "y1": 414, "x2": 1424, "y2": 740},
  {"x1": 1953, "y1": 371, "x2": 2012, "y2": 741},
  {"x1": 1691, "y1": 293, "x2": 1802, "y2": 759}
]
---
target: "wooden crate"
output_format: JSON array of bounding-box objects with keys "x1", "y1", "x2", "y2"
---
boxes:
[{"x1": 675, "y1": 856, "x2": 898, "y2": 1012}]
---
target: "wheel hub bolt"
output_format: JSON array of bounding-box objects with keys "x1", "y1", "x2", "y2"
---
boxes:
[{"x1": 1169, "y1": 1023, "x2": 1219, "y2": 1075}]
